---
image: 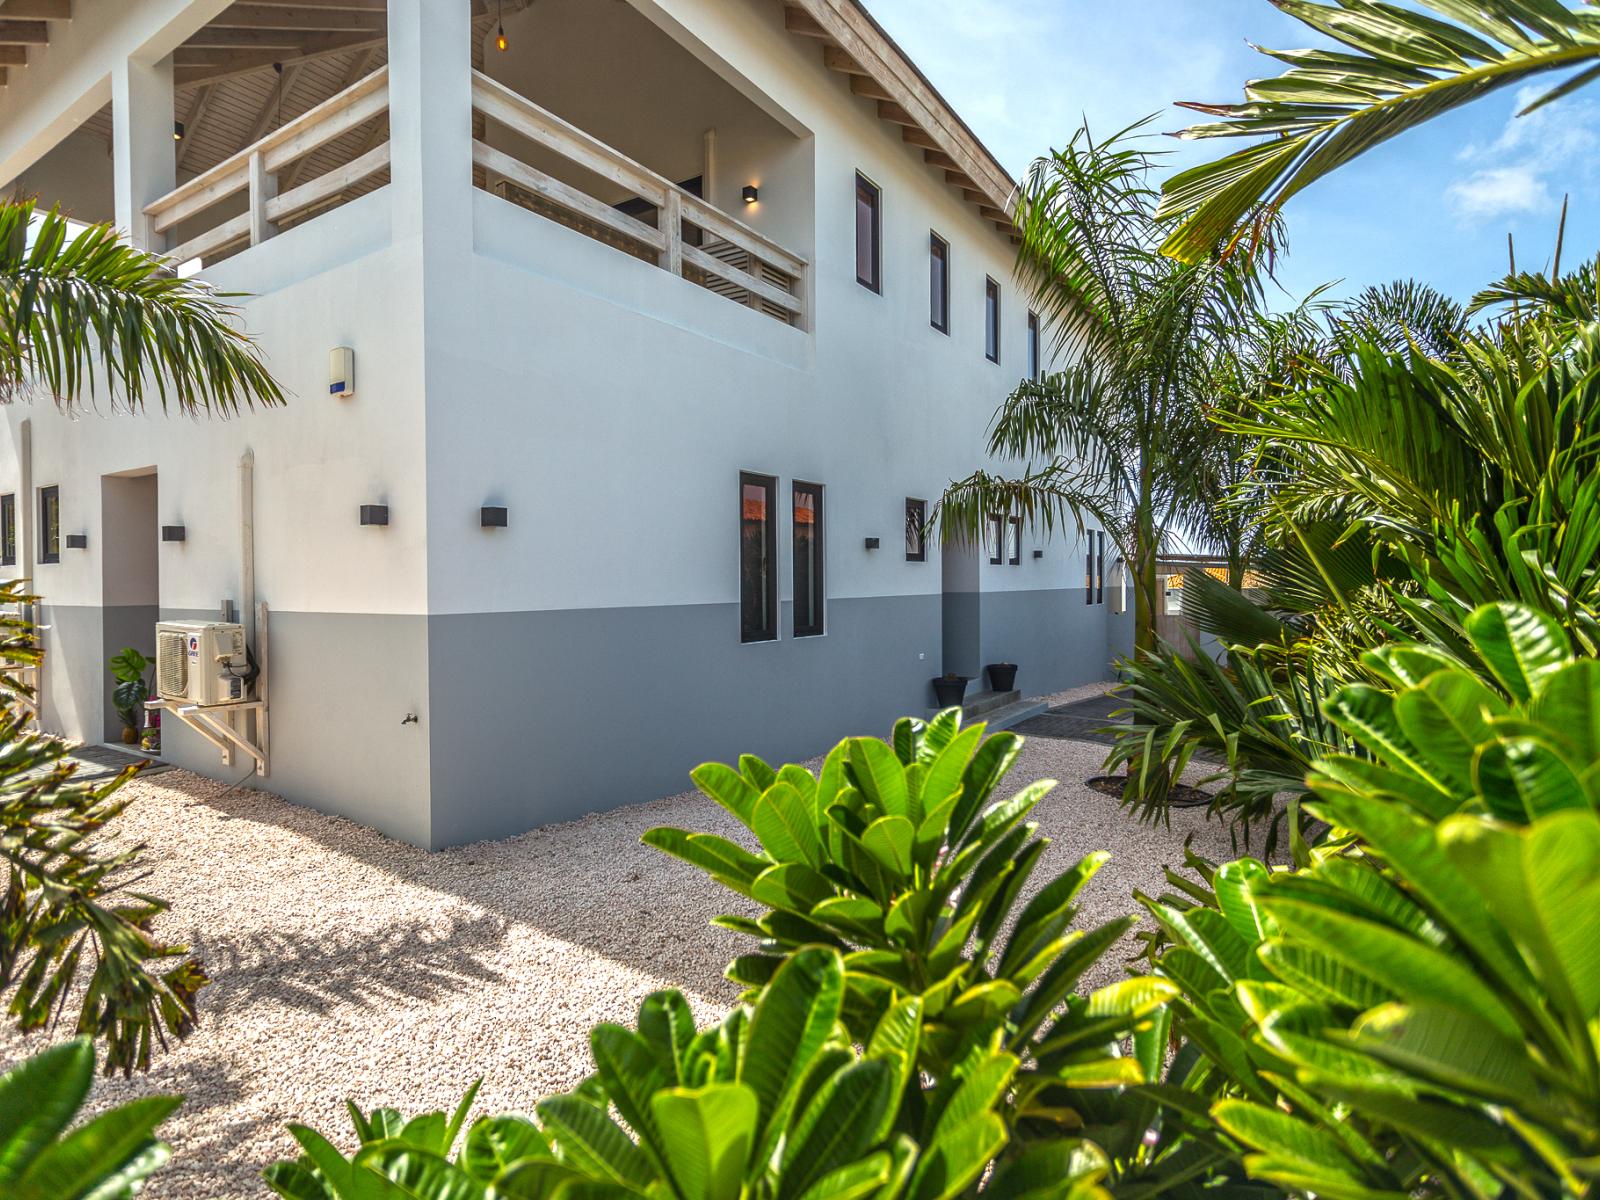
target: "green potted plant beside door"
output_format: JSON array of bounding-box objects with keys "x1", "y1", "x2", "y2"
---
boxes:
[{"x1": 109, "y1": 647, "x2": 153, "y2": 747}]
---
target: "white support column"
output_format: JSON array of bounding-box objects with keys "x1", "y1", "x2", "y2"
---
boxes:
[
  {"x1": 386, "y1": 0, "x2": 474, "y2": 250},
  {"x1": 111, "y1": 53, "x2": 175, "y2": 251}
]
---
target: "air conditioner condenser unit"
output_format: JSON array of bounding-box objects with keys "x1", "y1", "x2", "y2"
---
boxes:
[{"x1": 155, "y1": 621, "x2": 249, "y2": 706}]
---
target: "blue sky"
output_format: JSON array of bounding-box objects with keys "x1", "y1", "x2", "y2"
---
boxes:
[{"x1": 865, "y1": 0, "x2": 1600, "y2": 308}]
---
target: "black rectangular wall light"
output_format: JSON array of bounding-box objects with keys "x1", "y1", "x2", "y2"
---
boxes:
[
  {"x1": 480, "y1": 506, "x2": 508, "y2": 528},
  {"x1": 1032, "y1": 549, "x2": 1043, "y2": 559},
  {"x1": 65, "y1": 534, "x2": 88, "y2": 550},
  {"x1": 359, "y1": 504, "x2": 389, "y2": 526},
  {"x1": 162, "y1": 525, "x2": 186, "y2": 542},
  {"x1": 864, "y1": 537, "x2": 880, "y2": 550}
]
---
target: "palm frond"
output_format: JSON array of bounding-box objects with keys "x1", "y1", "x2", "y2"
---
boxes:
[
  {"x1": 1156, "y1": 1, "x2": 1600, "y2": 262},
  {"x1": 0, "y1": 200, "x2": 285, "y2": 415}
]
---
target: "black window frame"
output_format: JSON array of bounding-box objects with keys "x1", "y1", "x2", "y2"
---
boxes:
[
  {"x1": 1096, "y1": 531, "x2": 1106, "y2": 604},
  {"x1": 1006, "y1": 516, "x2": 1021, "y2": 566},
  {"x1": 792, "y1": 480, "x2": 825, "y2": 638},
  {"x1": 929, "y1": 232, "x2": 950, "y2": 333},
  {"x1": 0, "y1": 493, "x2": 14, "y2": 566},
  {"x1": 739, "y1": 472, "x2": 778, "y2": 643},
  {"x1": 855, "y1": 172, "x2": 882, "y2": 294},
  {"x1": 1027, "y1": 310, "x2": 1040, "y2": 381},
  {"x1": 905, "y1": 498, "x2": 927, "y2": 562},
  {"x1": 1085, "y1": 532, "x2": 1094, "y2": 605},
  {"x1": 987, "y1": 513, "x2": 1004, "y2": 566},
  {"x1": 985, "y1": 277, "x2": 1001, "y2": 363},
  {"x1": 38, "y1": 486, "x2": 59, "y2": 565}
]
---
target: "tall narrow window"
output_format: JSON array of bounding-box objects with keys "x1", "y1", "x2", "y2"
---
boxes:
[
  {"x1": 39, "y1": 486, "x2": 59, "y2": 565},
  {"x1": 0, "y1": 494, "x2": 14, "y2": 567},
  {"x1": 1027, "y1": 310, "x2": 1040, "y2": 380},
  {"x1": 855, "y1": 173, "x2": 881, "y2": 293},
  {"x1": 987, "y1": 514, "x2": 1004, "y2": 566},
  {"x1": 905, "y1": 498, "x2": 927, "y2": 562},
  {"x1": 740, "y1": 473, "x2": 777, "y2": 643},
  {"x1": 985, "y1": 278, "x2": 1001, "y2": 363},
  {"x1": 1096, "y1": 531, "x2": 1106, "y2": 603},
  {"x1": 793, "y1": 482, "x2": 824, "y2": 638},
  {"x1": 1085, "y1": 532, "x2": 1094, "y2": 605},
  {"x1": 929, "y1": 233, "x2": 949, "y2": 333},
  {"x1": 1006, "y1": 516, "x2": 1021, "y2": 566}
]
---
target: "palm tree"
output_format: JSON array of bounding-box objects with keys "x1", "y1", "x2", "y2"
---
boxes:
[
  {"x1": 939, "y1": 123, "x2": 1263, "y2": 657},
  {"x1": 1, "y1": 200, "x2": 283, "y2": 413},
  {"x1": 1156, "y1": 1, "x2": 1600, "y2": 263}
]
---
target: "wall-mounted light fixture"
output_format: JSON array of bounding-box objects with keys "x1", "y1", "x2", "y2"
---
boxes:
[
  {"x1": 1032, "y1": 549, "x2": 1043, "y2": 559},
  {"x1": 173, "y1": 121, "x2": 185, "y2": 142},
  {"x1": 329, "y1": 346, "x2": 355, "y2": 398},
  {"x1": 742, "y1": 185, "x2": 759, "y2": 205},
  {"x1": 162, "y1": 525, "x2": 187, "y2": 542},
  {"x1": 359, "y1": 504, "x2": 389, "y2": 526},
  {"x1": 864, "y1": 537, "x2": 880, "y2": 550},
  {"x1": 496, "y1": 0, "x2": 507, "y2": 49},
  {"x1": 480, "y1": 506, "x2": 508, "y2": 528},
  {"x1": 65, "y1": 534, "x2": 88, "y2": 550}
]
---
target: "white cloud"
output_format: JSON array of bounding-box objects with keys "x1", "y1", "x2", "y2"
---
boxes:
[
  {"x1": 1446, "y1": 83, "x2": 1599, "y2": 223},
  {"x1": 1446, "y1": 166, "x2": 1551, "y2": 220}
]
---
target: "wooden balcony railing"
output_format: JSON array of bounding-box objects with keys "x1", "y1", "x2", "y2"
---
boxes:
[
  {"x1": 470, "y1": 71, "x2": 807, "y2": 328},
  {"x1": 145, "y1": 68, "x2": 391, "y2": 268}
]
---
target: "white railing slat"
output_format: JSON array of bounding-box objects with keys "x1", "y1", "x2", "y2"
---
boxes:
[
  {"x1": 474, "y1": 141, "x2": 666, "y2": 253},
  {"x1": 267, "y1": 142, "x2": 391, "y2": 224}
]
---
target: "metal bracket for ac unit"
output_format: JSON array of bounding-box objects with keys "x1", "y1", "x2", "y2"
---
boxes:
[{"x1": 144, "y1": 601, "x2": 271, "y2": 777}]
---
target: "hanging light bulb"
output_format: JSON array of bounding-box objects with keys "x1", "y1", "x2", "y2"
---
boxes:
[{"x1": 496, "y1": 0, "x2": 508, "y2": 50}]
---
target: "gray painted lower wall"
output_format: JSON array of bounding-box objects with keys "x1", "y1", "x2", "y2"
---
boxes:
[
  {"x1": 426, "y1": 594, "x2": 944, "y2": 847},
  {"x1": 32, "y1": 591, "x2": 1120, "y2": 852},
  {"x1": 979, "y1": 587, "x2": 1116, "y2": 698}
]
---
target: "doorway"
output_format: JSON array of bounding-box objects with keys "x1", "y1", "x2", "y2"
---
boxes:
[{"x1": 100, "y1": 470, "x2": 158, "y2": 745}]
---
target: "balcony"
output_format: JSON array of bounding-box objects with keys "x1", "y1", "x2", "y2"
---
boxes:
[{"x1": 132, "y1": 0, "x2": 809, "y2": 329}]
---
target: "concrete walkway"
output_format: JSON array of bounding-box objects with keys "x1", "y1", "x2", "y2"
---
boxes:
[{"x1": 0, "y1": 699, "x2": 1244, "y2": 1199}]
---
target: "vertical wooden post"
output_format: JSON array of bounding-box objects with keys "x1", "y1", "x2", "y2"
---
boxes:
[
  {"x1": 662, "y1": 188, "x2": 683, "y2": 277},
  {"x1": 248, "y1": 151, "x2": 277, "y2": 246},
  {"x1": 255, "y1": 601, "x2": 270, "y2": 777}
]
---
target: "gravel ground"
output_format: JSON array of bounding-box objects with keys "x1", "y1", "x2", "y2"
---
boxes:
[{"x1": 1, "y1": 699, "x2": 1243, "y2": 1199}]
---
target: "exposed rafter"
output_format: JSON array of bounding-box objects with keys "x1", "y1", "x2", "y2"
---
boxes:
[
  {"x1": 782, "y1": 0, "x2": 1016, "y2": 236},
  {"x1": 0, "y1": 20, "x2": 48, "y2": 45},
  {"x1": 207, "y1": 5, "x2": 386, "y2": 33},
  {"x1": 177, "y1": 85, "x2": 218, "y2": 171},
  {"x1": 175, "y1": 32, "x2": 382, "y2": 89},
  {"x1": 0, "y1": 0, "x2": 70, "y2": 19}
]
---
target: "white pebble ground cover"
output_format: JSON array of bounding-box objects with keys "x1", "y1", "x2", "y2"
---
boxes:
[{"x1": 1, "y1": 695, "x2": 1248, "y2": 1199}]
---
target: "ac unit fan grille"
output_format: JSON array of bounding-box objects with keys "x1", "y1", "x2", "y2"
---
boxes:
[{"x1": 157, "y1": 631, "x2": 187, "y2": 699}]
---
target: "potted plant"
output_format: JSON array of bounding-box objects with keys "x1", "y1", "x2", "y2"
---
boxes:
[
  {"x1": 109, "y1": 647, "x2": 153, "y2": 747},
  {"x1": 930, "y1": 673, "x2": 968, "y2": 708},
  {"x1": 986, "y1": 662, "x2": 1018, "y2": 692}
]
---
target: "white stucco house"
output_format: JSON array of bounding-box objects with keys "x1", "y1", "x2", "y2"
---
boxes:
[{"x1": 0, "y1": 0, "x2": 1127, "y2": 848}]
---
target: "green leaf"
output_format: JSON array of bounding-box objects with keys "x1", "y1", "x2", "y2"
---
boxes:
[
  {"x1": 986, "y1": 1139, "x2": 1110, "y2": 1199},
  {"x1": 649, "y1": 1084, "x2": 755, "y2": 1200},
  {"x1": 1350, "y1": 1002, "x2": 1540, "y2": 1109},
  {"x1": 793, "y1": 1152, "x2": 892, "y2": 1200},
  {"x1": 753, "y1": 783, "x2": 825, "y2": 868},
  {"x1": 860, "y1": 815, "x2": 916, "y2": 878},
  {"x1": 906, "y1": 1113, "x2": 1006, "y2": 1200},
  {"x1": 1211, "y1": 1099, "x2": 1362, "y2": 1178},
  {"x1": 689, "y1": 763, "x2": 761, "y2": 827},
  {"x1": 1465, "y1": 603, "x2": 1570, "y2": 704},
  {"x1": 641, "y1": 829, "x2": 768, "y2": 896},
  {"x1": 534, "y1": 1097, "x2": 654, "y2": 1192},
  {"x1": 848, "y1": 737, "x2": 912, "y2": 820},
  {"x1": 16, "y1": 1096, "x2": 180, "y2": 1200},
  {"x1": 460, "y1": 1116, "x2": 550, "y2": 1182},
  {"x1": 740, "y1": 948, "x2": 845, "y2": 1154},
  {"x1": 0, "y1": 1040, "x2": 95, "y2": 1186},
  {"x1": 1473, "y1": 736, "x2": 1590, "y2": 820},
  {"x1": 779, "y1": 1060, "x2": 896, "y2": 1200}
]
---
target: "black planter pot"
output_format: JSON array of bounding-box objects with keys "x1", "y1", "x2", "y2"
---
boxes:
[
  {"x1": 985, "y1": 662, "x2": 1018, "y2": 692},
  {"x1": 930, "y1": 675, "x2": 968, "y2": 708}
]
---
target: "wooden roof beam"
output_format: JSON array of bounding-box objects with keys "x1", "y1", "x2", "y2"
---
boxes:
[
  {"x1": 876, "y1": 100, "x2": 919, "y2": 127},
  {"x1": 848, "y1": 74, "x2": 893, "y2": 102},
  {"x1": 822, "y1": 45, "x2": 866, "y2": 74},
  {"x1": 0, "y1": 45, "x2": 25, "y2": 64},
  {"x1": 783, "y1": 6, "x2": 831, "y2": 39},
  {"x1": 0, "y1": 19, "x2": 48, "y2": 44},
  {"x1": 176, "y1": 84, "x2": 217, "y2": 171},
  {"x1": 900, "y1": 125, "x2": 939, "y2": 150},
  {"x1": 207, "y1": 5, "x2": 386, "y2": 33},
  {"x1": 184, "y1": 27, "x2": 332, "y2": 50},
  {"x1": 0, "y1": 1, "x2": 70, "y2": 19},
  {"x1": 243, "y1": 0, "x2": 385, "y2": 9}
]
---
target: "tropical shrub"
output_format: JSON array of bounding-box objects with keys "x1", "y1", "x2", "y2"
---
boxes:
[
  {"x1": 1140, "y1": 606, "x2": 1600, "y2": 1198},
  {"x1": 0, "y1": 581, "x2": 206, "y2": 1073},
  {"x1": 108, "y1": 646, "x2": 152, "y2": 740},
  {"x1": 643, "y1": 712, "x2": 1267, "y2": 1195},
  {"x1": 0, "y1": 1038, "x2": 181, "y2": 1199},
  {"x1": 263, "y1": 947, "x2": 1100, "y2": 1199}
]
